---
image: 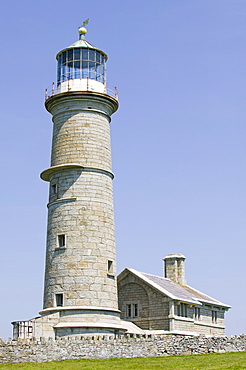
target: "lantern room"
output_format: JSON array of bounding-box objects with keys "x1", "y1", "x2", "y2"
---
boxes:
[{"x1": 56, "y1": 26, "x2": 108, "y2": 94}]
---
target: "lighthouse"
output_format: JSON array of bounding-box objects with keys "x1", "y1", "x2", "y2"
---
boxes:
[
  {"x1": 11, "y1": 24, "x2": 230, "y2": 341},
  {"x1": 12, "y1": 24, "x2": 127, "y2": 338}
]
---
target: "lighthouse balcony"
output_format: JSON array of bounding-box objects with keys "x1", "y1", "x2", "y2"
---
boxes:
[{"x1": 45, "y1": 79, "x2": 118, "y2": 100}]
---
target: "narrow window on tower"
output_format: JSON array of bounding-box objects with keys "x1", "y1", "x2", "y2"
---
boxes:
[
  {"x1": 51, "y1": 184, "x2": 57, "y2": 195},
  {"x1": 107, "y1": 260, "x2": 115, "y2": 279},
  {"x1": 58, "y1": 234, "x2": 66, "y2": 248},
  {"x1": 50, "y1": 181, "x2": 58, "y2": 202},
  {"x1": 55, "y1": 293, "x2": 64, "y2": 307},
  {"x1": 108, "y1": 260, "x2": 113, "y2": 273}
]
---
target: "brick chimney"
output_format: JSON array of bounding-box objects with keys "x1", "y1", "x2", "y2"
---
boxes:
[{"x1": 163, "y1": 254, "x2": 186, "y2": 285}]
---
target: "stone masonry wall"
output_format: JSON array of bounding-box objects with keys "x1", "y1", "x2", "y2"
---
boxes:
[
  {"x1": 0, "y1": 334, "x2": 245, "y2": 364},
  {"x1": 44, "y1": 169, "x2": 117, "y2": 309},
  {"x1": 43, "y1": 93, "x2": 119, "y2": 312},
  {"x1": 49, "y1": 96, "x2": 114, "y2": 172},
  {"x1": 118, "y1": 274, "x2": 170, "y2": 331}
]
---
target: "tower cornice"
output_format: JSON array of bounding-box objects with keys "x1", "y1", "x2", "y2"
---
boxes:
[
  {"x1": 45, "y1": 91, "x2": 119, "y2": 116},
  {"x1": 40, "y1": 163, "x2": 114, "y2": 182}
]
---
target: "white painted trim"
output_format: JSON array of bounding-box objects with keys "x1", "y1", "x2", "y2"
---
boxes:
[
  {"x1": 39, "y1": 306, "x2": 121, "y2": 315},
  {"x1": 54, "y1": 322, "x2": 126, "y2": 329},
  {"x1": 126, "y1": 268, "x2": 199, "y2": 304}
]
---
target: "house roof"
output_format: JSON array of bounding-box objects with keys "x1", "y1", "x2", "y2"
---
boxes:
[{"x1": 118, "y1": 268, "x2": 230, "y2": 309}]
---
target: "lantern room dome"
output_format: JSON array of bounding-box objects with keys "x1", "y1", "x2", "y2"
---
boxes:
[{"x1": 56, "y1": 38, "x2": 108, "y2": 61}]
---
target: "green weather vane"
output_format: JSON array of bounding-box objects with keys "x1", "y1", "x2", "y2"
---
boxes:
[
  {"x1": 78, "y1": 19, "x2": 89, "y2": 38},
  {"x1": 81, "y1": 19, "x2": 89, "y2": 27}
]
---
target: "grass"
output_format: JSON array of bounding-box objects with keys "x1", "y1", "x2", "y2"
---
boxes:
[{"x1": 0, "y1": 352, "x2": 246, "y2": 370}]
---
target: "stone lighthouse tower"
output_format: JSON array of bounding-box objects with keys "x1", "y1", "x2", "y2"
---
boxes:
[{"x1": 12, "y1": 24, "x2": 126, "y2": 339}]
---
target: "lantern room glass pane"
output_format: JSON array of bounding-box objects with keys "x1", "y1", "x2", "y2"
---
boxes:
[
  {"x1": 74, "y1": 70, "x2": 80, "y2": 79},
  {"x1": 61, "y1": 65, "x2": 65, "y2": 75},
  {"x1": 67, "y1": 50, "x2": 73, "y2": 61},
  {"x1": 74, "y1": 49, "x2": 80, "y2": 60},
  {"x1": 61, "y1": 52, "x2": 66, "y2": 64},
  {"x1": 82, "y1": 70, "x2": 89, "y2": 79},
  {"x1": 82, "y1": 60, "x2": 88, "y2": 70},
  {"x1": 82, "y1": 49, "x2": 88, "y2": 60},
  {"x1": 96, "y1": 51, "x2": 100, "y2": 64},
  {"x1": 74, "y1": 60, "x2": 80, "y2": 69},
  {"x1": 96, "y1": 64, "x2": 101, "y2": 74},
  {"x1": 89, "y1": 61, "x2": 96, "y2": 70},
  {"x1": 74, "y1": 60, "x2": 80, "y2": 79},
  {"x1": 89, "y1": 50, "x2": 95, "y2": 61}
]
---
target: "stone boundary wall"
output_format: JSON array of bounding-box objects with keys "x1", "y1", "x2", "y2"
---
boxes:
[{"x1": 0, "y1": 334, "x2": 245, "y2": 364}]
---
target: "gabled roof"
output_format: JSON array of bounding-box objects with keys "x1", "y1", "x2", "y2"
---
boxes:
[{"x1": 118, "y1": 268, "x2": 230, "y2": 309}]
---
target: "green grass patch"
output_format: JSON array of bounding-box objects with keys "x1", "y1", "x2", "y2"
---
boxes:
[{"x1": 0, "y1": 352, "x2": 246, "y2": 370}]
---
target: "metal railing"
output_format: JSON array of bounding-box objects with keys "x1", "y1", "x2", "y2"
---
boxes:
[
  {"x1": 45, "y1": 79, "x2": 118, "y2": 100},
  {"x1": 12, "y1": 321, "x2": 33, "y2": 340}
]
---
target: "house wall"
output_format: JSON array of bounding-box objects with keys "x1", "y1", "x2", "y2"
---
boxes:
[
  {"x1": 193, "y1": 305, "x2": 225, "y2": 336},
  {"x1": 118, "y1": 274, "x2": 170, "y2": 330},
  {"x1": 118, "y1": 272, "x2": 226, "y2": 336},
  {"x1": 173, "y1": 303, "x2": 225, "y2": 335}
]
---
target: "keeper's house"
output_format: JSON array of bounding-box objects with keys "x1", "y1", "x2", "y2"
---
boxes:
[{"x1": 118, "y1": 254, "x2": 230, "y2": 336}]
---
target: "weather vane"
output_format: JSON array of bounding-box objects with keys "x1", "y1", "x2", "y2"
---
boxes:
[
  {"x1": 78, "y1": 19, "x2": 89, "y2": 39},
  {"x1": 80, "y1": 19, "x2": 89, "y2": 28}
]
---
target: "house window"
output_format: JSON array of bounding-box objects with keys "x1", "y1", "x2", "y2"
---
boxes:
[
  {"x1": 127, "y1": 304, "x2": 132, "y2": 318},
  {"x1": 195, "y1": 307, "x2": 200, "y2": 320},
  {"x1": 177, "y1": 303, "x2": 188, "y2": 317},
  {"x1": 58, "y1": 234, "x2": 66, "y2": 248},
  {"x1": 126, "y1": 304, "x2": 138, "y2": 318},
  {"x1": 55, "y1": 293, "x2": 64, "y2": 307},
  {"x1": 212, "y1": 310, "x2": 217, "y2": 323}
]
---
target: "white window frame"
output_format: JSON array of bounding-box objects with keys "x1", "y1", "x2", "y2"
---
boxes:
[
  {"x1": 194, "y1": 307, "x2": 201, "y2": 320},
  {"x1": 212, "y1": 310, "x2": 217, "y2": 323},
  {"x1": 177, "y1": 303, "x2": 188, "y2": 317},
  {"x1": 126, "y1": 303, "x2": 139, "y2": 318},
  {"x1": 58, "y1": 234, "x2": 66, "y2": 248},
  {"x1": 55, "y1": 293, "x2": 64, "y2": 307}
]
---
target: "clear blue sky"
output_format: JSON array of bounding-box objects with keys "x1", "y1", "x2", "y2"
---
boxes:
[{"x1": 0, "y1": 0, "x2": 245, "y2": 340}]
